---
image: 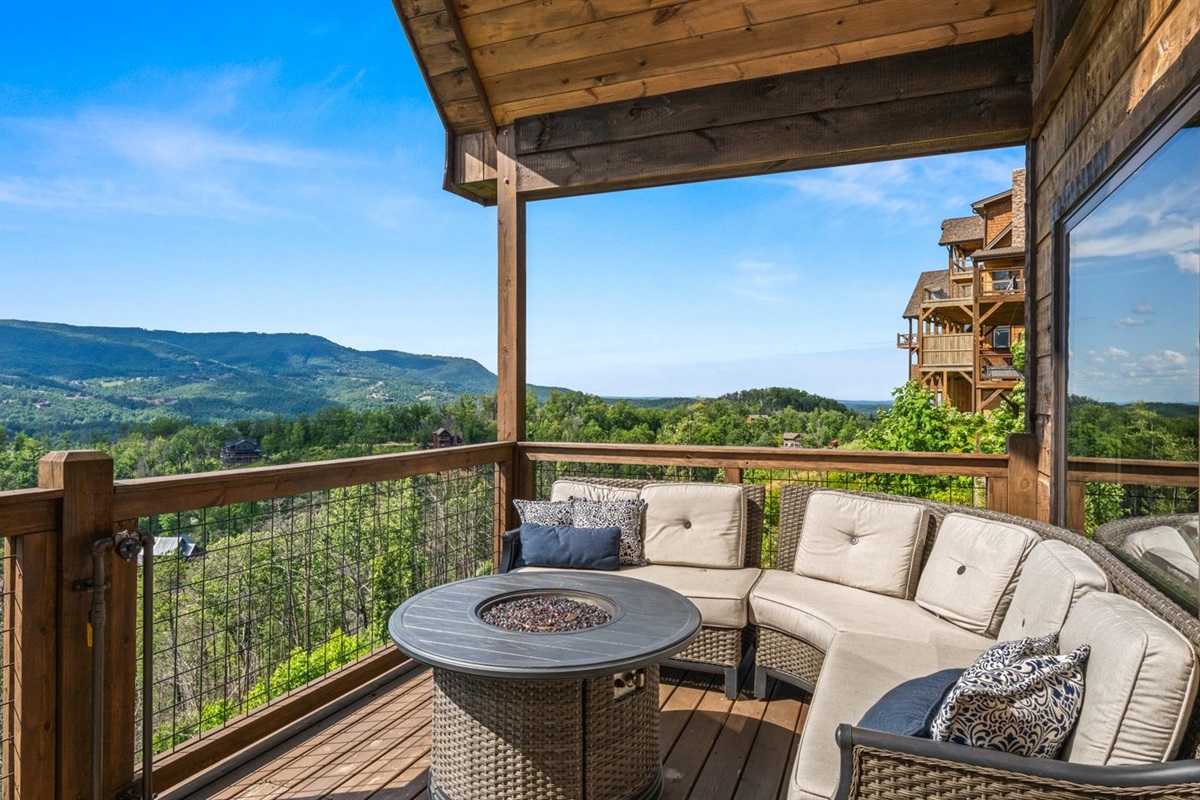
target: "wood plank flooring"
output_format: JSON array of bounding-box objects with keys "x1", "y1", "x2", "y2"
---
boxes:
[{"x1": 166, "y1": 667, "x2": 811, "y2": 800}]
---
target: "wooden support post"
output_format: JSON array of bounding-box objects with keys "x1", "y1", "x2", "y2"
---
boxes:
[
  {"x1": 105, "y1": 518, "x2": 139, "y2": 798},
  {"x1": 723, "y1": 468, "x2": 743, "y2": 484},
  {"x1": 39, "y1": 451, "x2": 115, "y2": 800},
  {"x1": 1004, "y1": 433, "x2": 1038, "y2": 521},
  {"x1": 494, "y1": 128, "x2": 527, "y2": 558},
  {"x1": 7, "y1": 525, "x2": 58, "y2": 800}
]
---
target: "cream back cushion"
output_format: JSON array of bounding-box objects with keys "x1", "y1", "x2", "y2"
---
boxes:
[
  {"x1": 997, "y1": 539, "x2": 1109, "y2": 641},
  {"x1": 793, "y1": 492, "x2": 929, "y2": 599},
  {"x1": 915, "y1": 513, "x2": 1039, "y2": 637},
  {"x1": 550, "y1": 479, "x2": 640, "y2": 503},
  {"x1": 1059, "y1": 592, "x2": 1199, "y2": 765},
  {"x1": 640, "y1": 483, "x2": 746, "y2": 569}
]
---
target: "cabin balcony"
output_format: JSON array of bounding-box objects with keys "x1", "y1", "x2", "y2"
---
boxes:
[
  {"x1": 0, "y1": 442, "x2": 1195, "y2": 800},
  {"x1": 917, "y1": 333, "x2": 973, "y2": 369}
]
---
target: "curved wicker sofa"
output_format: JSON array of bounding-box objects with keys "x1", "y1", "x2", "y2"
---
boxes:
[
  {"x1": 1095, "y1": 512, "x2": 1198, "y2": 613},
  {"x1": 753, "y1": 484, "x2": 1200, "y2": 800},
  {"x1": 500, "y1": 476, "x2": 765, "y2": 699}
]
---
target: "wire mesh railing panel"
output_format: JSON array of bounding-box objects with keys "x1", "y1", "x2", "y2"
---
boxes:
[
  {"x1": 0, "y1": 539, "x2": 14, "y2": 797},
  {"x1": 135, "y1": 464, "x2": 496, "y2": 760},
  {"x1": 1082, "y1": 482, "x2": 1199, "y2": 534},
  {"x1": 533, "y1": 461, "x2": 988, "y2": 569}
]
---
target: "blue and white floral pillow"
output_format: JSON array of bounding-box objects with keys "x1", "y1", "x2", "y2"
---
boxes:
[{"x1": 930, "y1": 632, "x2": 1089, "y2": 758}]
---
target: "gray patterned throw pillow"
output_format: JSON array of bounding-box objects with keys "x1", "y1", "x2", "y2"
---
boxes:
[
  {"x1": 513, "y1": 499, "x2": 572, "y2": 527},
  {"x1": 930, "y1": 632, "x2": 1089, "y2": 758},
  {"x1": 569, "y1": 498, "x2": 647, "y2": 566}
]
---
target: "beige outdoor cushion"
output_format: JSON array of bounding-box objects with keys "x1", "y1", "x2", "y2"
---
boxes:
[
  {"x1": 1059, "y1": 592, "x2": 1199, "y2": 765},
  {"x1": 915, "y1": 513, "x2": 1039, "y2": 637},
  {"x1": 620, "y1": 564, "x2": 761, "y2": 628},
  {"x1": 997, "y1": 540, "x2": 1110, "y2": 641},
  {"x1": 789, "y1": 632, "x2": 987, "y2": 800},
  {"x1": 550, "y1": 479, "x2": 641, "y2": 503},
  {"x1": 640, "y1": 483, "x2": 746, "y2": 569},
  {"x1": 1126, "y1": 526, "x2": 1198, "y2": 561},
  {"x1": 750, "y1": 571, "x2": 992, "y2": 653},
  {"x1": 793, "y1": 491, "x2": 929, "y2": 599}
]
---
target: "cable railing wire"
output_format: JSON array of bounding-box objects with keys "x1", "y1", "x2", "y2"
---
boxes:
[{"x1": 134, "y1": 464, "x2": 496, "y2": 761}]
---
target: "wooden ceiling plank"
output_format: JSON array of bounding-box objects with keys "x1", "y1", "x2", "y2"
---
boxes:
[
  {"x1": 461, "y1": 0, "x2": 862, "y2": 50},
  {"x1": 514, "y1": 83, "x2": 1031, "y2": 198},
  {"x1": 407, "y1": 9, "x2": 459, "y2": 46},
  {"x1": 491, "y1": 10, "x2": 1035, "y2": 123},
  {"x1": 475, "y1": 0, "x2": 1034, "y2": 82},
  {"x1": 516, "y1": 36, "x2": 1033, "y2": 154},
  {"x1": 431, "y1": 69, "x2": 484, "y2": 103}
]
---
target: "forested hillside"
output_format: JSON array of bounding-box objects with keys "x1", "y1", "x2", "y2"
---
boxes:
[{"x1": 0, "y1": 320, "x2": 523, "y2": 436}]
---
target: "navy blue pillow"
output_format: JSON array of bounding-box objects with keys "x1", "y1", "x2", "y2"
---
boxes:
[
  {"x1": 515, "y1": 523, "x2": 622, "y2": 570},
  {"x1": 858, "y1": 668, "x2": 965, "y2": 737}
]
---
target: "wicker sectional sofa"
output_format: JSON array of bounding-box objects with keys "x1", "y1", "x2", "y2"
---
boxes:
[
  {"x1": 753, "y1": 485, "x2": 1200, "y2": 800},
  {"x1": 500, "y1": 477, "x2": 765, "y2": 699}
]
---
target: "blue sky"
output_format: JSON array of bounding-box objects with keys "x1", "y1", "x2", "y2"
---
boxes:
[
  {"x1": 0, "y1": 0, "x2": 1026, "y2": 401},
  {"x1": 1069, "y1": 126, "x2": 1199, "y2": 404}
]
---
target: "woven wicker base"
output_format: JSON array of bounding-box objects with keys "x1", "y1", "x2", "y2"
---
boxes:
[
  {"x1": 432, "y1": 667, "x2": 662, "y2": 800},
  {"x1": 756, "y1": 627, "x2": 825, "y2": 689}
]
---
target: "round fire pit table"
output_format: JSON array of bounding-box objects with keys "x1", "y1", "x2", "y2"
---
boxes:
[{"x1": 389, "y1": 571, "x2": 702, "y2": 800}]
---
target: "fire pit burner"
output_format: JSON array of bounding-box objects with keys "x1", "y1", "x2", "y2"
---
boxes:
[
  {"x1": 482, "y1": 594, "x2": 611, "y2": 632},
  {"x1": 476, "y1": 588, "x2": 617, "y2": 633}
]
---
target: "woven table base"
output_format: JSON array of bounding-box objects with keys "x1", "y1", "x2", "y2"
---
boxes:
[{"x1": 431, "y1": 667, "x2": 662, "y2": 800}]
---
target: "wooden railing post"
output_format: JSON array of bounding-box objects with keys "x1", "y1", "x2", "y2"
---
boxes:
[
  {"x1": 37, "y1": 450, "x2": 131, "y2": 800},
  {"x1": 1003, "y1": 433, "x2": 1038, "y2": 520},
  {"x1": 1065, "y1": 479, "x2": 1088, "y2": 534},
  {"x1": 7, "y1": 518, "x2": 58, "y2": 800}
]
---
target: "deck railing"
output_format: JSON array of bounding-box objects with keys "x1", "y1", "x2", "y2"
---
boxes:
[
  {"x1": 920, "y1": 333, "x2": 973, "y2": 368},
  {"x1": 0, "y1": 438, "x2": 1196, "y2": 799}
]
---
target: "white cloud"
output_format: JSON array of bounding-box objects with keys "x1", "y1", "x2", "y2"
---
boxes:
[
  {"x1": 1113, "y1": 317, "x2": 1147, "y2": 327},
  {"x1": 1172, "y1": 250, "x2": 1200, "y2": 273},
  {"x1": 1105, "y1": 346, "x2": 1129, "y2": 357},
  {"x1": 776, "y1": 152, "x2": 1020, "y2": 224},
  {"x1": 1131, "y1": 303, "x2": 1155, "y2": 315}
]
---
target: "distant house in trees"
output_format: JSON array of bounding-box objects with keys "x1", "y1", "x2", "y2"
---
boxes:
[
  {"x1": 782, "y1": 433, "x2": 801, "y2": 448},
  {"x1": 432, "y1": 428, "x2": 464, "y2": 449},
  {"x1": 220, "y1": 438, "x2": 263, "y2": 468},
  {"x1": 897, "y1": 169, "x2": 1026, "y2": 413}
]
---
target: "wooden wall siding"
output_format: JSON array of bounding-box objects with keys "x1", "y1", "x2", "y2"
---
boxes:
[{"x1": 1031, "y1": 0, "x2": 1200, "y2": 524}]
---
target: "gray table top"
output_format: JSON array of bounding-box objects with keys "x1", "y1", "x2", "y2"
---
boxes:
[{"x1": 388, "y1": 572, "x2": 702, "y2": 679}]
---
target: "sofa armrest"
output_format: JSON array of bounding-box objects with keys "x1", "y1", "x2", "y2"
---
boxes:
[
  {"x1": 498, "y1": 527, "x2": 522, "y2": 574},
  {"x1": 835, "y1": 724, "x2": 1200, "y2": 800}
]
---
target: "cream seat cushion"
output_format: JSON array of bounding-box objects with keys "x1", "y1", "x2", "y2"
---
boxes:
[
  {"x1": 550, "y1": 479, "x2": 640, "y2": 503},
  {"x1": 750, "y1": 571, "x2": 993, "y2": 653},
  {"x1": 794, "y1": 491, "x2": 929, "y2": 599},
  {"x1": 1058, "y1": 592, "x2": 1199, "y2": 765},
  {"x1": 620, "y1": 564, "x2": 761, "y2": 628},
  {"x1": 789, "y1": 632, "x2": 988, "y2": 800},
  {"x1": 915, "y1": 513, "x2": 1040, "y2": 637},
  {"x1": 640, "y1": 482, "x2": 746, "y2": 569},
  {"x1": 1126, "y1": 526, "x2": 1198, "y2": 561},
  {"x1": 997, "y1": 539, "x2": 1110, "y2": 641},
  {"x1": 513, "y1": 565, "x2": 759, "y2": 629}
]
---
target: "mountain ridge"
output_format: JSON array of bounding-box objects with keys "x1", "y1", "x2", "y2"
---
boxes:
[{"x1": 0, "y1": 319, "x2": 514, "y2": 436}]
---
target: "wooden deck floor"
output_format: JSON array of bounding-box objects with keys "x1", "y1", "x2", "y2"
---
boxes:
[{"x1": 165, "y1": 667, "x2": 811, "y2": 800}]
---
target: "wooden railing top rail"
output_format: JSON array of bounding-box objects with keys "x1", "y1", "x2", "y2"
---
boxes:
[
  {"x1": 518, "y1": 442, "x2": 1010, "y2": 477},
  {"x1": 1068, "y1": 457, "x2": 1199, "y2": 488},
  {"x1": 113, "y1": 441, "x2": 515, "y2": 520},
  {"x1": 0, "y1": 487, "x2": 63, "y2": 538}
]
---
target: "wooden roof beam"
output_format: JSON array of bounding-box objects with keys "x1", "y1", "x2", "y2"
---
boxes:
[{"x1": 445, "y1": 35, "x2": 1033, "y2": 204}]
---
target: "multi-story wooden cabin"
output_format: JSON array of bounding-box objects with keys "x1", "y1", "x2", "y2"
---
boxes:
[{"x1": 899, "y1": 170, "x2": 1027, "y2": 413}]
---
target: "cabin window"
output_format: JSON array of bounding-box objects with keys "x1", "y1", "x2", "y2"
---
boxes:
[
  {"x1": 1063, "y1": 100, "x2": 1199, "y2": 612},
  {"x1": 992, "y1": 327, "x2": 1011, "y2": 350}
]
